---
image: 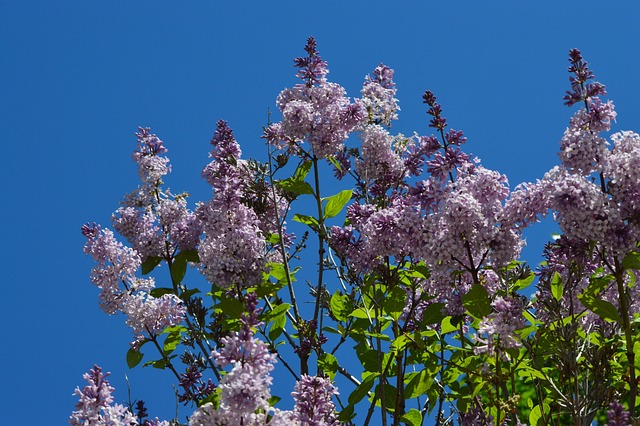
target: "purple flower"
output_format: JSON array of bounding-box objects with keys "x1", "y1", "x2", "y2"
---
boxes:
[
  {"x1": 292, "y1": 375, "x2": 340, "y2": 426},
  {"x1": 69, "y1": 365, "x2": 139, "y2": 426},
  {"x1": 133, "y1": 127, "x2": 171, "y2": 185},
  {"x1": 607, "y1": 401, "x2": 630, "y2": 426},
  {"x1": 270, "y1": 39, "x2": 365, "y2": 159},
  {"x1": 294, "y1": 36, "x2": 329, "y2": 86},
  {"x1": 361, "y1": 63, "x2": 399, "y2": 126}
]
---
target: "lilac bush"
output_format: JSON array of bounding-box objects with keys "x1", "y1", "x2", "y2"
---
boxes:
[{"x1": 74, "y1": 38, "x2": 640, "y2": 425}]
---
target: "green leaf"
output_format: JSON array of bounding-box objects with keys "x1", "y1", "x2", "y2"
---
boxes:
[
  {"x1": 263, "y1": 303, "x2": 291, "y2": 321},
  {"x1": 163, "y1": 328, "x2": 183, "y2": 354},
  {"x1": 529, "y1": 403, "x2": 550, "y2": 426},
  {"x1": 405, "y1": 369, "x2": 435, "y2": 398},
  {"x1": 292, "y1": 214, "x2": 320, "y2": 228},
  {"x1": 269, "y1": 313, "x2": 286, "y2": 340},
  {"x1": 351, "y1": 307, "x2": 374, "y2": 320},
  {"x1": 578, "y1": 293, "x2": 622, "y2": 324},
  {"x1": 440, "y1": 316, "x2": 461, "y2": 335},
  {"x1": 318, "y1": 353, "x2": 339, "y2": 380},
  {"x1": 141, "y1": 256, "x2": 163, "y2": 275},
  {"x1": 216, "y1": 296, "x2": 244, "y2": 319},
  {"x1": 330, "y1": 292, "x2": 352, "y2": 322},
  {"x1": 551, "y1": 271, "x2": 563, "y2": 302},
  {"x1": 462, "y1": 284, "x2": 492, "y2": 318},
  {"x1": 401, "y1": 409, "x2": 422, "y2": 426},
  {"x1": 513, "y1": 271, "x2": 535, "y2": 291},
  {"x1": 327, "y1": 156, "x2": 342, "y2": 173},
  {"x1": 347, "y1": 373, "x2": 376, "y2": 405},
  {"x1": 179, "y1": 288, "x2": 201, "y2": 301},
  {"x1": 391, "y1": 334, "x2": 411, "y2": 353},
  {"x1": 143, "y1": 359, "x2": 168, "y2": 370},
  {"x1": 171, "y1": 253, "x2": 188, "y2": 284},
  {"x1": 384, "y1": 286, "x2": 407, "y2": 321},
  {"x1": 294, "y1": 161, "x2": 312, "y2": 181},
  {"x1": 150, "y1": 287, "x2": 174, "y2": 298},
  {"x1": 126, "y1": 348, "x2": 144, "y2": 369},
  {"x1": 623, "y1": 251, "x2": 640, "y2": 271},
  {"x1": 421, "y1": 302, "x2": 446, "y2": 325},
  {"x1": 337, "y1": 404, "x2": 355, "y2": 422},
  {"x1": 277, "y1": 179, "x2": 314, "y2": 195},
  {"x1": 323, "y1": 189, "x2": 352, "y2": 219}
]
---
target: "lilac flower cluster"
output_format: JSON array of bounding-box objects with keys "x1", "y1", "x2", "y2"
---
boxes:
[
  {"x1": 265, "y1": 37, "x2": 365, "y2": 159},
  {"x1": 82, "y1": 223, "x2": 186, "y2": 343},
  {"x1": 360, "y1": 63, "x2": 399, "y2": 126},
  {"x1": 474, "y1": 295, "x2": 527, "y2": 359},
  {"x1": 114, "y1": 128, "x2": 201, "y2": 259},
  {"x1": 198, "y1": 120, "x2": 267, "y2": 290},
  {"x1": 70, "y1": 365, "x2": 168, "y2": 426},
  {"x1": 291, "y1": 374, "x2": 340, "y2": 426},
  {"x1": 606, "y1": 401, "x2": 631, "y2": 426},
  {"x1": 190, "y1": 294, "x2": 278, "y2": 424}
]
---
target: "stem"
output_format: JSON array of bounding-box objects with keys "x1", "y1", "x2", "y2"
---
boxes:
[
  {"x1": 614, "y1": 260, "x2": 637, "y2": 414},
  {"x1": 266, "y1": 140, "x2": 301, "y2": 324},
  {"x1": 312, "y1": 156, "x2": 326, "y2": 324},
  {"x1": 166, "y1": 255, "x2": 221, "y2": 381}
]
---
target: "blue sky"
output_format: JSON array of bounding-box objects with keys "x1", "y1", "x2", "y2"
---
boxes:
[{"x1": 2, "y1": 1, "x2": 640, "y2": 424}]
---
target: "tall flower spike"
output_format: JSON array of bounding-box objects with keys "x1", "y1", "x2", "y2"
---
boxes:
[
  {"x1": 294, "y1": 36, "x2": 329, "y2": 86},
  {"x1": 563, "y1": 48, "x2": 606, "y2": 107}
]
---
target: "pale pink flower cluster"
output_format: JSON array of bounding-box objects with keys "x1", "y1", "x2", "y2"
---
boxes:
[
  {"x1": 198, "y1": 120, "x2": 268, "y2": 290},
  {"x1": 190, "y1": 299, "x2": 291, "y2": 425},
  {"x1": 82, "y1": 223, "x2": 186, "y2": 342},
  {"x1": 355, "y1": 124, "x2": 406, "y2": 181},
  {"x1": 292, "y1": 375, "x2": 340, "y2": 426},
  {"x1": 474, "y1": 295, "x2": 526, "y2": 359},
  {"x1": 360, "y1": 63, "x2": 399, "y2": 126},
  {"x1": 267, "y1": 38, "x2": 365, "y2": 158},
  {"x1": 70, "y1": 365, "x2": 169, "y2": 426}
]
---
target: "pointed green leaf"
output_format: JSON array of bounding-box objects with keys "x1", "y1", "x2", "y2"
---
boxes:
[
  {"x1": 294, "y1": 161, "x2": 313, "y2": 180},
  {"x1": 141, "y1": 256, "x2": 163, "y2": 275},
  {"x1": 150, "y1": 287, "x2": 174, "y2": 298},
  {"x1": 551, "y1": 271, "x2": 563, "y2": 302},
  {"x1": 405, "y1": 369, "x2": 435, "y2": 398},
  {"x1": 401, "y1": 409, "x2": 422, "y2": 426},
  {"x1": 421, "y1": 302, "x2": 446, "y2": 325},
  {"x1": 277, "y1": 179, "x2": 314, "y2": 195},
  {"x1": 347, "y1": 373, "x2": 376, "y2": 405},
  {"x1": 330, "y1": 292, "x2": 352, "y2": 322},
  {"x1": 318, "y1": 353, "x2": 339, "y2": 380},
  {"x1": 383, "y1": 286, "x2": 407, "y2": 320},
  {"x1": 324, "y1": 189, "x2": 353, "y2": 219},
  {"x1": 529, "y1": 403, "x2": 550, "y2": 426},
  {"x1": 269, "y1": 314, "x2": 286, "y2": 340},
  {"x1": 513, "y1": 271, "x2": 535, "y2": 291},
  {"x1": 263, "y1": 303, "x2": 290, "y2": 321},
  {"x1": 623, "y1": 251, "x2": 640, "y2": 271},
  {"x1": 462, "y1": 284, "x2": 491, "y2": 318},
  {"x1": 578, "y1": 293, "x2": 622, "y2": 324},
  {"x1": 126, "y1": 348, "x2": 144, "y2": 369},
  {"x1": 292, "y1": 214, "x2": 319, "y2": 228}
]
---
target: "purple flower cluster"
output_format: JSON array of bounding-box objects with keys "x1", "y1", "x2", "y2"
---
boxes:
[
  {"x1": 266, "y1": 37, "x2": 365, "y2": 159},
  {"x1": 198, "y1": 120, "x2": 267, "y2": 290},
  {"x1": 70, "y1": 365, "x2": 169, "y2": 426},
  {"x1": 606, "y1": 401, "x2": 631, "y2": 426},
  {"x1": 190, "y1": 295, "x2": 293, "y2": 425},
  {"x1": 360, "y1": 63, "x2": 399, "y2": 126},
  {"x1": 474, "y1": 295, "x2": 527, "y2": 359},
  {"x1": 82, "y1": 223, "x2": 186, "y2": 343},
  {"x1": 114, "y1": 128, "x2": 201, "y2": 259},
  {"x1": 291, "y1": 375, "x2": 340, "y2": 426}
]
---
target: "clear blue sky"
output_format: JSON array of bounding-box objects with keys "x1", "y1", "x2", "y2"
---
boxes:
[{"x1": 2, "y1": 1, "x2": 640, "y2": 424}]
